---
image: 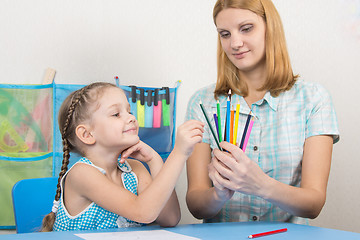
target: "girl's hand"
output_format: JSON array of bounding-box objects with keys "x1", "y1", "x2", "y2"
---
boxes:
[
  {"x1": 173, "y1": 120, "x2": 204, "y2": 157},
  {"x1": 208, "y1": 159, "x2": 235, "y2": 201},
  {"x1": 211, "y1": 141, "x2": 270, "y2": 198},
  {"x1": 120, "y1": 140, "x2": 156, "y2": 164}
]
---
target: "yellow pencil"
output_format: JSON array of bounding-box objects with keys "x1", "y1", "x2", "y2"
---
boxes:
[{"x1": 233, "y1": 100, "x2": 240, "y2": 145}]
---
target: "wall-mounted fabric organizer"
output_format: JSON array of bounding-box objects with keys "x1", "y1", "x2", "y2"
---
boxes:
[{"x1": 0, "y1": 80, "x2": 180, "y2": 229}]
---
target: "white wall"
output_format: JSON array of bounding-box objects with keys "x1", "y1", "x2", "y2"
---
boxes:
[{"x1": 1, "y1": 0, "x2": 359, "y2": 233}]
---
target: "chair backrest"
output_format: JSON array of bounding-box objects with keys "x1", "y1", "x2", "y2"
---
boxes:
[{"x1": 12, "y1": 177, "x2": 58, "y2": 233}]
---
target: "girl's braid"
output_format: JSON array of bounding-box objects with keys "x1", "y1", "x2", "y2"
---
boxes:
[{"x1": 55, "y1": 86, "x2": 89, "y2": 201}]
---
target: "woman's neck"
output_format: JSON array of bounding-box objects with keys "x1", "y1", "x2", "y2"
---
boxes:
[{"x1": 239, "y1": 68, "x2": 267, "y2": 107}]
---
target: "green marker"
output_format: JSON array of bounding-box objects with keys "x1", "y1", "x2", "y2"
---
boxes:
[{"x1": 162, "y1": 87, "x2": 170, "y2": 126}]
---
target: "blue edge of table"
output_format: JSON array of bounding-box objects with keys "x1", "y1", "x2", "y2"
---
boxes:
[{"x1": 1, "y1": 221, "x2": 360, "y2": 240}]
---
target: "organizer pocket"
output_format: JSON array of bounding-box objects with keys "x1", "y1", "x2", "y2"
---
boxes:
[
  {"x1": 0, "y1": 154, "x2": 53, "y2": 227},
  {"x1": 0, "y1": 84, "x2": 53, "y2": 228},
  {"x1": 121, "y1": 85, "x2": 178, "y2": 156}
]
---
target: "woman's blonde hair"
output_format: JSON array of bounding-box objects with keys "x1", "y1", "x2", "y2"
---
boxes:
[
  {"x1": 213, "y1": 0, "x2": 298, "y2": 98},
  {"x1": 41, "y1": 82, "x2": 118, "y2": 231}
]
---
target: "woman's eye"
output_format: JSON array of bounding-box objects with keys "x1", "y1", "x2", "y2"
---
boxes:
[
  {"x1": 219, "y1": 31, "x2": 230, "y2": 38},
  {"x1": 241, "y1": 25, "x2": 253, "y2": 33}
]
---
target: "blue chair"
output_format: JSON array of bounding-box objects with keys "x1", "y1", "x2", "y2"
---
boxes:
[{"x1": 11, "y1": 177, "x2": 58, "y2": 233}]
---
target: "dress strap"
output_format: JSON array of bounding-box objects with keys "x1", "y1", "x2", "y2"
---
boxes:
[
  {"x1": 117, "y1": 159, "x2": 138, "y2": 195},
  {"x1": 78, "y1": 157, "x2": 106, "y2": 174},
  {"x1": 118, "y1": 160, "x2": 132, "y2": 173}
]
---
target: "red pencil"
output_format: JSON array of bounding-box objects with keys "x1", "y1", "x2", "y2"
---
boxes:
[{"x1": 248, "y1": 228, "x2": 287, "y2": 239}]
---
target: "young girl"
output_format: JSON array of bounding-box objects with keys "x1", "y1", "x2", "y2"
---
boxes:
[
  {"x1": 185, "y1": 0, "x2": 339, "y2": 224},
  {"x1": 42, "y1": 82, "x2": 204, "y2": 231}
]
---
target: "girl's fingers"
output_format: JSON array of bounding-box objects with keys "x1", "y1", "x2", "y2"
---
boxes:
[{"x1": 121, "y1": 142, "x2": 141, "y2": 158}]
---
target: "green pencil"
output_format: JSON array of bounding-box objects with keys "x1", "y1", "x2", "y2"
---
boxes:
[{"x1": 199, "y1": 101, "x2": 222, "y2": 150}]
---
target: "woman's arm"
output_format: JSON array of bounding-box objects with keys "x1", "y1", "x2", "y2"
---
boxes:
[
  {"x1": 265, "y1": 135, "x2": 333, "y2": 218},
  {"x1": 186, "y1": 142, "x2": 234, "y2": 219},
  {"x1": 212, "y1": 135, "x2": 333, "y2": 219}
]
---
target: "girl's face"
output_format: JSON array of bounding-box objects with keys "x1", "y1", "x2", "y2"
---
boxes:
[
  {"x1": 89, "y1": 87, "x2": 139, "y2": 152},
  {"x1": 216, "y1": 8, "x2": 266, "y2": 73}
]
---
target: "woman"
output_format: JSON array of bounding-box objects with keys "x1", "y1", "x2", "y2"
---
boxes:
[{"x1": 185, "y1": 0, "x2": 339, "y2": 224}]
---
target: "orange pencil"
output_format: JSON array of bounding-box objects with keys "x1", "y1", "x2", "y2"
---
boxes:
[
  {"x1": 230, "y1": 105, "x2": 234, "y2": 144},
  {"x1": 233, "y1": 100, "x2": 240, "y2": 145}
]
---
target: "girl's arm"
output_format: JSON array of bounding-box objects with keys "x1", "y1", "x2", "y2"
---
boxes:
[
  {"x1": 212, "y1": 135, "x2": 333, "y2": 218},
  {"x1": 130, "y1": 151, "x2": 181, "y2": 227},
  {"x1": 186, "y1": 142, "x2": 234, "y2": 219},
  {"x1": 67, "y1": 120, "x2": 203, "y2": 224}
]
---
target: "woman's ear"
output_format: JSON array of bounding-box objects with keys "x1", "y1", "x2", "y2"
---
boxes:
[{"x1": 75, "y1": 124, "x2": 96, "y2": 145}]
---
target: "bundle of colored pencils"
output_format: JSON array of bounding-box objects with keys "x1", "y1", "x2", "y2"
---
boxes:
[{"x1": 199, "y1": 89, "x2": 254, "y2": 151}]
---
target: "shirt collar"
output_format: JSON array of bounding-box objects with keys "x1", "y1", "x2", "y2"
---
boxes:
[
  {"x1": 219, "y1": 91, "x2": 279, "y2": 112},
  {"x1": 253, "y1": 91, "x2": 279, "y2": 111}
]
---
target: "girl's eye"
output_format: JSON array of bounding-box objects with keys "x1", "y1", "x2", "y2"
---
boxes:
[{"x1": 112, "y1": 113, "x2": 120, "y2": 117}]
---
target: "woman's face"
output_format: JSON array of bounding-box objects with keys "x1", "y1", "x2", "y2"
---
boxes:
[{"x1": 216, "y1": 8, "x2": 266, "y2": 73}]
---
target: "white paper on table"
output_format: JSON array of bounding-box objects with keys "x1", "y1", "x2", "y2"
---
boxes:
[{"x1": 75, "y1": 229, "x2": 201, "y2": 240}]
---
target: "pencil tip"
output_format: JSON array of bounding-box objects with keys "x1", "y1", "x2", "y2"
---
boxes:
[{"x1": 228, "y1": 89, "x2": 231, "y2": 94}]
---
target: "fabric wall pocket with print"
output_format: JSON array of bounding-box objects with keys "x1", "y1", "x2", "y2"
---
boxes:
[{"x1": 0, "y1": 84, "x2": 53, "y2": 229}]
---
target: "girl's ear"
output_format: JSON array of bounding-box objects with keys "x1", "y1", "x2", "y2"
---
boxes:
[{"x1": 75, "y1": 124, "x2": 96, "y2": 145}]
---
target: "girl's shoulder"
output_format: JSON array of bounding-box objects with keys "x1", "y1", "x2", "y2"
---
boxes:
[
  {"x1": 65, "y1": 159, "x2": 106, "y2": 183},
  {"x1": 70, "y1": 157, "x2": 106, "y2": 175}
]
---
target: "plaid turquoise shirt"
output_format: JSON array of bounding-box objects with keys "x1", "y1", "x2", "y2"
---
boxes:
[{"x1": 185, "y1": 80, "x2": 339, "y2": 224}]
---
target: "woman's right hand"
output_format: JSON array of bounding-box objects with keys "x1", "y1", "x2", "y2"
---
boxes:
[{"x1": 173, "y1": 120, "x2": 204, "y2": 157}]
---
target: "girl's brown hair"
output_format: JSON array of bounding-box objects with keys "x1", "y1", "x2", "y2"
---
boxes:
[
  {"x1": 213, "y1": 0, "x2": 298, "y2": 98},
  {"x1": 41, "y1": 82, "x2": 117, "y2": 231}
]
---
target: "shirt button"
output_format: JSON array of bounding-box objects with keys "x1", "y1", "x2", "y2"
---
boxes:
[
  {"x1": 252, "y1": 216, "x2": 258, "y2": 221},
  {"x1": 253, "y1": 146, "x2": 258, "y2": 151}
]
